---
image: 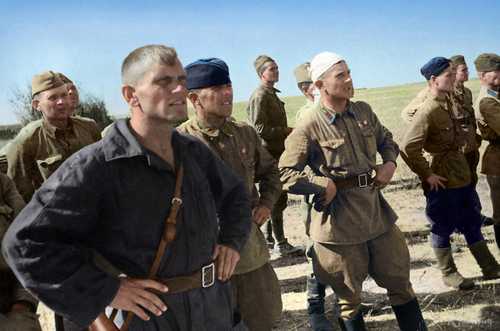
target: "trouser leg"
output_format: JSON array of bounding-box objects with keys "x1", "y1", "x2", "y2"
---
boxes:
[
  {"x1": 487, "y1": 175, "x2": 500, "y2": 249},
  {"x1": 231, "y1": 263, "x2": 282, "y2": 331},
  {"x1": 270, "y1": 193, "x2": 288, "y2": 244}
]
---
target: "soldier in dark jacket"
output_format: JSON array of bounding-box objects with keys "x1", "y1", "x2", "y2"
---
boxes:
[{"x1": 2, "y1": 44, "x2": 252, "y2": 331}]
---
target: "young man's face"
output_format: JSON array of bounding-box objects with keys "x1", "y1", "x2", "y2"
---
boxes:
[
  {"x1": 195, "y1": 83, "x2": 233, "y2": 119},
  {"x1": 133, "y1": 60, "x2": 188, "y2": 124},
  {"x1": 433, "y1": 67, "x2": 455, "y2": 93},
  {"x1": 261, "y1": 62, "x2": 279, "y2": 84},
  {"x1": 34, "y1": 85, "x2": 72, "y2": 123},
  {"x1": 454, "y1": 64, "x2": 469, "y2": 83},
  {"x1": 66, "y1": 83, "x2": 79, "y2": 109},
  {"x1": 319, "y1": 61, "x2": 354, "y2": 100}
]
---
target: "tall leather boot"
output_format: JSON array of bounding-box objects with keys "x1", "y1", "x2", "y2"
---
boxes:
[
  {"x1": 433, "y1": 247, "x2": 474, "y2": 290},
  {"x1": 307, "y1": 274, "x2": 333, "y2": 331},
  {"x1": 338, "y1": 310, "x2": 366, "y2": 331},
  {"x1": 494, "y1": 224, "x2": 500, "y2": 250},
  {"x1": 468, "y1": 240, "x2": 500, "y2": 280},
  {"x1": 392, "y1": 298, "x2": 427, "y2": 331}
]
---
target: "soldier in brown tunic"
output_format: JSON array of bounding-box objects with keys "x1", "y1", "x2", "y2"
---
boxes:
[
  {"x1": 179, "y1": 57, "x2": 283, "y2": 331},
  {"x1": 6, "y1": 71, "x2": 100, "y2": 202},
  {"x1": 474, "y1": 53, "x2": 500, "y2": 249},
  {"x1": 247, "y1": 55, "x2": 303, "y2": 256},
  {"x1": 280, "y1": 52, "x2": 426, "y2": 331}
]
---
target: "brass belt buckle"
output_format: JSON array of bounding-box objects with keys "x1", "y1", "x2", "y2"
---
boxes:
[
  {"x1": 202, "y1": 262, "x2": 215, "y2": 288},
  {"x1": 358, "y1": 173, "x2": 369, "y2": 188}
]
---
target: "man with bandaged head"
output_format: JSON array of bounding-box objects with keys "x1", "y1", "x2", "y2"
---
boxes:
[{"x1": 279, "y1": 52, "x2": 426, "y2": 330}]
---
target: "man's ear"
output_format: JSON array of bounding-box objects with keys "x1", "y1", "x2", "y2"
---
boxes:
[
  {"x1": 187, "y1": 91, "x2": 199, "y2": 108},
  {"x1": 32, "y1": 99, "x2": 40, "y2": 112},
  {"x1": 122, "y1": 85, "x2": 137, "y2": 107},
  {"x1": 314, "y1": 80, "x2": 323, "y2": 90}
]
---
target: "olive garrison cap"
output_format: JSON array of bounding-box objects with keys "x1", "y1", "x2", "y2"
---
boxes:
[
  {"x1": 294, "y1": 62, "x2": 312, "y2": 84},
  {"x1": 57, "y1": 72, "x2": 73, "y2": 84},
  {"x1": 185, "y1": 58, "x2": 231, "y2": 90},
  {"x1": 449, "y1": 55, "x2": 466, "y2": 66},
  {"x1": 31, "y1": 71, "x2": 65, "y2": 97},
  {"x1": 254, "y1": 55, "x2": 276, "y2": 76},
  {"x1": 474, "y1": 53, "x2": 500, "y2": 72},
  {"x1": 420, "y1": 57, "x2": 451, "y2": 80}
]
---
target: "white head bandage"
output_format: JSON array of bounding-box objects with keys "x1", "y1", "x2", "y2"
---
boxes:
[{"x1": 310, "y1": 52, "x2": 345, "y2": 82}]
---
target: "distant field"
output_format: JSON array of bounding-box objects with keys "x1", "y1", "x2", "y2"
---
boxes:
[{"x1": 233, "y1": 79, "x2": 481, "y2": 182}]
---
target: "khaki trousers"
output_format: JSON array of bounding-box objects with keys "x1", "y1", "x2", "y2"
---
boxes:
[
  {"x1": 231, "y1": 263, "x2": 282, "y2": 331},
  {"x1": 312, "y1": 225, "x2": 415, "y2": 319}
]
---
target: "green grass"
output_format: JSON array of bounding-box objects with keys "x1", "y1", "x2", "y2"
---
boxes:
[{"x1": 232, "y1": 80, "x2": 481, "y2": 182}]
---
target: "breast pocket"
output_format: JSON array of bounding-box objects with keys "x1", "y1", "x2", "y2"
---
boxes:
[
  {"x1": 36, "y1": 154, "x2": 63, "y2": 181},
  {"x1": 319, "y1": 138, "x2": 350, "y2": 168},
  {"x1": 360, "y1": 126, "x2": 377, "y2": 159}
]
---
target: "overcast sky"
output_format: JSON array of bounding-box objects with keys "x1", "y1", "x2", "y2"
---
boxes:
[{"x1": 0, "y1": 0, "x2": 498, "y2": 124}]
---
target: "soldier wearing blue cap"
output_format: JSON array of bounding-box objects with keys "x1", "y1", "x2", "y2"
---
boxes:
[
  {"x1": 401, "y1": 57, "x2": 500, "y2": 291},
  {"x1": 179, "y1": 58, "x2": 283, "y2": 330}
]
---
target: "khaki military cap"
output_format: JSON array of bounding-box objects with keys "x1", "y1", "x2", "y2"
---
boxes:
[
  {"x1": 294, "y1": 62, "x2": 312, "y2": 84},
  {"x1": 31, "y1": 71, "x2": 65, "y2": 97},
  {"x1": 449, "y1": 55, "x2": 466, "y2": 66},
  {"x1": 474, "y1": 53, "x2": 500, "y2": 72},
  {"x1": 254, "y1": 55, "x2": 275, "y2": 76},
  {"x1": 57, "y1": 72, "x2": 73, "y2": 84}
]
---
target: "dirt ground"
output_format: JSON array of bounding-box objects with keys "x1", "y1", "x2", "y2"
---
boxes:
[
  {"x1": 37, "y1": 176, "x2": 500, "y2": 331},
  {"x1": 271, "y1": 175, "x2": 500, "y2": 330}
]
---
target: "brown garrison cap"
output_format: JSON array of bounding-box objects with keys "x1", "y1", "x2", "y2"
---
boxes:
[
  {"x1": 449, "y1": 55, "x2": 466, "y2": 66},
  {"x1": 294, "y1": 62, "x2": 312, "y2": 84},
  {"x1": 254, "y1": 55, "x2": 275, "y2": 76},
  {"x1": 31, "y1": 71, "x2": 65, "y2": 97},
  {"x1": 57, "y1": 72, "x2": 73, "y2": 84},
  {"x1": 474, "y1": 53, "x2": 500, "y2": 72}
]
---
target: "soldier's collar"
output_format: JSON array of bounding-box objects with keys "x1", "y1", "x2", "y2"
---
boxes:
[
  {"x1": 195, "y1": 118, "x2": 234, "y2": 138},
  {"x1": 42, "y1": 118, "x2": 74, "y2": 138},
  {"x1": 487, "y1": 88, "x2": 499, "y2": 98},
  {"x1": 260, "y1": 84, "x2": 281, "y2": 94},
  {"x1": 320, "y1": 102, "x2": 354, "y2": 124}
]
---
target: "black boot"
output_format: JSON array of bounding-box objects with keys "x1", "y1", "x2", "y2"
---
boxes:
[
  {"x1": 338, "y1": 311, "x2": 366, "y2": 331},
  {"x1": 392, "y1": 298, "x2": 427, "y2": 331},
  {"x1": 495, "y1": 224, "x2": 500, "y2": 250}
]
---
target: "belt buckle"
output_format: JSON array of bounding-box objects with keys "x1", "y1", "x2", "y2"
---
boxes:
[
  {"x1": 358, "y1": 173, "x2": 369, "y2": 188},
  {"x1": 202, "y1": 263, "x2": 215, "y2": 288}
]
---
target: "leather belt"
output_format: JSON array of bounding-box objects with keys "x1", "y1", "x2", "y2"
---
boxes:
[
  {"x1": 334, "y1": 172, "x2": 374, "y2": 190},
  {"x1": 155, "y1": 262, "x2": 215, "y2": 295}
]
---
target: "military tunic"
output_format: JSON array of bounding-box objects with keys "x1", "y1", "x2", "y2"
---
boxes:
[
  {"x1": 279, "y1": 101, "x2": 398, "y2": 244},
  {"x1": 2, "y1": 119, "x2": 251, "y2": 330},
  {"x1": 0, "y1": 173, "x2": 41, "y2": 330},
  {"x1": 401, "y1": 93, "x2": 484, "y2": 247},
  {"x1": 178, "y1": 118, "x2": 282, "y2": 330},
  {"x1": 247, "y1": 84, "x2": 291, "y2": 245},
  {"x1": 279, "y1": 100, "x2": 414, "y2": 319},
  {"x1": 6, "y1": 117, "x2": 100, "y2": 202},
  {"x1": 475, "y1": 87, "x2": 500, "y2": 228}
]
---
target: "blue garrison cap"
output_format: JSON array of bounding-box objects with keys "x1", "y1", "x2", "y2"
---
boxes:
[
  {"x1": 185, "y1": 58, "x2": 231, "y2": 90},
  {"x1": 420, "y1": 57, "x2": 451, "y2": 80}
]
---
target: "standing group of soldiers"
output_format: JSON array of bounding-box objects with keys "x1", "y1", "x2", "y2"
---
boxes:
[{"x1": 0, "y1": 43, "x2": 498, "y2": 331}]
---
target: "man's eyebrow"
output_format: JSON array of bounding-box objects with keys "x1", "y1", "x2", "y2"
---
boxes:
[{"x1": 153, "y1": 74, "x2": 186, "y2": 83}]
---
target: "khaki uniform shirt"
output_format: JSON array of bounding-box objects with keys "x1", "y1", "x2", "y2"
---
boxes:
[
  {"x1": 295, "y1": 99, "x2": 315, "y2": 123},
  {"x1": 0, "y1": 173, "x2": 35, "y2": 314},
  {"x1": 401, "y1": 94, "x2": 474, "y2": 188},
  {"x1": 178, "y1": 119, "x2": 281, "y2": 274},
  {"x1": 6, "y1": 117, "x2": 100, "y2": 202},
  {"x1": 401, "y1": 87, "x2": 431, "y2": 124},
  {"x1": 279, "y1": 101, "x2": 398, "y2": 244},
  {"x1": 247, "y1": 85, "x2": 289, "y2": 159},
  {"x1": 475, "y1": 87, "x2": 500, "y2": 175}
]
